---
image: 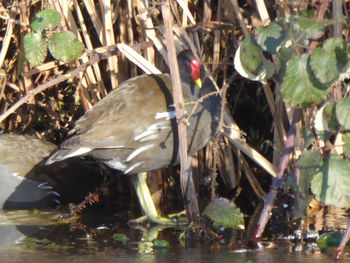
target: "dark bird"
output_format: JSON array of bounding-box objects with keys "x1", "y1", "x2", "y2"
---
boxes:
[
  {"x1": 0, "y1": 134, "x2": 101, "y2": 209},
  {"x1": 46, "y1": 50, "x2": 221, "y2": 224}
]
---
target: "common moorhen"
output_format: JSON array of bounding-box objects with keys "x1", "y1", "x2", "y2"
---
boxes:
[
  {"x1": 0, "y1": 134, "x2": 101, "y2": 209},
  {"x1": 46, "y1": 50, "x2": 221, "y2": 224},
  {"x1": 0, "y1": 134, "x2": 59, "y2": 209}
]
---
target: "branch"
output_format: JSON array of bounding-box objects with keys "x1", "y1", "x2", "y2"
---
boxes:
[{"x1": 254, "y1": 109, "x2": 301, "y2": 240}]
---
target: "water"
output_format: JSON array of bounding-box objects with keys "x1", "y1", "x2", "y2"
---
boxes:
[
  {"x1": 0, "y1": 243, "x2": 349, "y2": 263},
  {"x1": 1, "y1": 209, "x2": 350, "y2": 263}
]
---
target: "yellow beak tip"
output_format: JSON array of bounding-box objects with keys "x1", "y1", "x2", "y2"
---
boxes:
[{"x1": 195, "y1": 79, "x2": 202, "y2": 88}]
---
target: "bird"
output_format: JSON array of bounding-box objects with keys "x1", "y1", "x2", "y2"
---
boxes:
[
  {"x1": 46, "y1": 50, "x2": 221, "y2": 224},
  {"x1": 0, "y1": 134, "x2": 59, "y2": 209},
  {"x1": 0, "y1": 134, "x2": 101, "y2": 209}
]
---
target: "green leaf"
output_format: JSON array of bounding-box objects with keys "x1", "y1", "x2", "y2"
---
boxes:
[
  {"x1": 336, "y1": 98, "x2": 350, "y2": 130},
  {"x1": 30, "y1": 9, "x2": 61, "y2": 33},
  {"x1": 310, "y1": 38, "x2": 350, "y2": 84},
  {"x1": 297, "y1": 17, "x2": 343, "y2": 39},
  {"x1": 202, "y1": 198, "x2": 244, "y2": 229},
  {"x1": 294, "y1": 151, "x2": 322, "y2": 218},
  {"x1": 323, "y1": 102, "x2": 340, "y2": 132},
  {"x1": 112, "y1": 233, "x2": 129, "y2": 244},
  {"x1": 310, "y1": 48, "x2": 339, "y2": 84},
  {"x1": 323, "y1": 38, "x2": 350, "y2": 73},
  {"x1": 280, "y1": 54, "x2": 330, "y2": 108},
  {"x1": 297, "y1": 151, "x2": 322, "y2": 197},
  {"x1": 256, "y1": 22, "x2": 286, "y2": 54},
  {"x1": 317, "y1": 232, "x2": 346, "y2": 248},
  {"x1": 234, "y1": 36, "x2": 275, "y2": 81},
  {"x1": 275, "y1": 47, "x2": 294, "y2": 76},
  {"x1": 48, "y1": 32, "x2": 83, "y2": 62},
  {"x1": 343, "y1": 133, "x2": 350, "y2": 157},
  {"x1": 282, "y1": 16, "x2": 344, "y2": 47},
  {"x1": 23, "y1": 32, "x2": 47, "y2": 67},
  {"x1": 311, "y1": 154, "x2": 350, "y2": 208},
  {"x1": 240, "y1": 35, "x2": 264, "y2": 75}
]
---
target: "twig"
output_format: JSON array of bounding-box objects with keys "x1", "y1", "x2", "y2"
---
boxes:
[
  {"x1": 254, "y1": 109, "x2": 301, "y2": 241},
  {"x1": 336, "y1": 218, "x2": 350, "y2": 260},
  {"x1": 185, "y1": 89, "x2": 222, "y2": 122}
]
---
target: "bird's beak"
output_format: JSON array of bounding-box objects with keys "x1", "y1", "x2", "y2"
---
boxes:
[{"x1": 194, "y1": 78, "x2": 202, "y2": 88}]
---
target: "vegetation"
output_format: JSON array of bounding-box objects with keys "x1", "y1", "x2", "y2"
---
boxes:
[{"x1": 1, "y1": 0, "x2": 350, "y2": 258}]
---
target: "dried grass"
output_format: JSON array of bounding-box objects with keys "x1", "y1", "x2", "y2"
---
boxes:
[{"x1": 0, "y1": 0, "x2": 282, "y2": 201}]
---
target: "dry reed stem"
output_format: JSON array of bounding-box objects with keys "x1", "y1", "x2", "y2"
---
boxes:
[
  {"x1": 102, "y1": 0, "x2": 118, "y2": 90},
  {"x1": 0, "y1": 40, "x2": 154, "y2": 124},
  {"x1": 228, "y1": 0, "x2": 248, "y2": 37},
  {"x1": 117, "y1": 43, "x2": 161, "y2": 74},
  {"x1": 0, "y1": 20, "x2": 13, "y2": 68},
  {"x1": 254, "y1": 0, "x2": 271, "y2": 24},
  {"x1": 162, "y1": 0, "x2": 199, "y2": 221}
]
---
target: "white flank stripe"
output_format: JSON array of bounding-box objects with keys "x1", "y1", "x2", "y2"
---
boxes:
[
  {"x1": 138, "y1": 134, "x2": 159, "y2": 142},
  {"x1": 134, "y1": 129, "x2": 154, "y2": 141},
  {"x1": 126, "y1": 144, "x2": 154, "y2": 162},
  {"x1": 134, "y1": 122, "x2": 169, "y2": 141},
  {"x1": 155, "y1": 111, "x2": 176, "y2": 120},
  {"x1": 125, "y1": 161, "x2": 144, "y2": 174},
  {"x1": 65, "y1": 147, "x2": 92, "y2": 158}
]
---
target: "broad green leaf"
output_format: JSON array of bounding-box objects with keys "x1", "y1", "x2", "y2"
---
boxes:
[
  {"x1": 343, "y1": 133, "x2": 350, "y2": 157},
  {"x1": 203, "y1": 198, "x2": 244, "y2": 229},
  {"x1": 240, "y1": 35, "x2": 264, "y2": 75},
  {"x1": 323, "y1": 38, "x2": 350, "y2": 73},
  {"x1": 311, "y1": 38, "x2": 350, "y2": 84},
  {"x1": 234, "y1": 36, "x2": 275, "y2": 81},
  {"x1": 324, "y1": 102, "x2": 340, "y2": 132},
  {"x1": 30, "y1": 9, "x2": 61, "y2": 33},
  {"x1": 297, "y1": 151, "x2": 322, "y2": 197},
  {"x1": 287, "y1": 168, "x2": 313, "y2": 219},
  {"x1": 310, "y1": 48, "x2": 338, "y2": 84},
  {"x1": 280, "y1": 54, "x2": 330, "y2": 108},
  {"x1": 275, "y1": 47, "x2": 294, "y2": 76},
  {"x1": 283, "y1": 16, "x2": 344, "y2": 47},
  {"x1": 311, "y1": 154, "x2": 350, "y2": 208},
  {"x1": 297, "y1": 17, "x2": 343, "y2": 39},
  {"x1": 317, "y1": 232, "x2": 347, "y2": 248},
  {"x1": 23, "y1": 32, "x2": 47, "y2": 67},
  {"x1": 256, "y1": 22, "x2": 286, "y2": 54},
  {"x1": 336, "y1": 98, "x2": 350, "y2": 130},
  {"x1": 283, "y1": 15, "x2": 310, "y2": 47},
  {"x1": 48, "y1": 32, "x2": 83, "y2": 62}
]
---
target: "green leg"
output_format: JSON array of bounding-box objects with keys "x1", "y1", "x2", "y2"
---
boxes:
[{"x1": 130, "y1": 172, "x2": 186, "y2": 225}]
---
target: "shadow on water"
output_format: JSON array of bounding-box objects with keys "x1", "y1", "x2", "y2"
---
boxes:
[{"x1": 1, "y1": 209, "x2": 350, "y2": 263}]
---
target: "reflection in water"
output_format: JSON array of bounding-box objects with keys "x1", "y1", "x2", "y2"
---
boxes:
[
  {"x1": 304, "y1": 205, "x2": 349, "y2": 231},
  {"x1": 1, "y1": 208, "x2": 350, "y2": 263},
  {"x1": 0, "y1": 246, "x2": 348, "y2": 263}
]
